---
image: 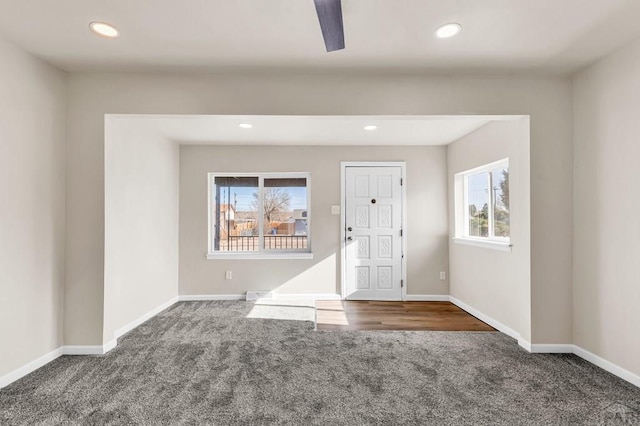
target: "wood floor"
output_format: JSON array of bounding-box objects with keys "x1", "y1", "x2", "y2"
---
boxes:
[{"x1": 315, "y1": 300, "x2": 496, "y2": 332}]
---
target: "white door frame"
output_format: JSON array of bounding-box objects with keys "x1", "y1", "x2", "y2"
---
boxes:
[{"x1": 340, "y1": 162, "x2": 407, "y2": 301}]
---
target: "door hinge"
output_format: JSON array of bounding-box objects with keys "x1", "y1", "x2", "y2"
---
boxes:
[
  {"x1": 401, "y1": 280, "x2": 404, "y2": 288},
  {"x1": 400, "y1": 229, "x2": 403, "y2": 237},
  {"x1": 400, "y1": 178, "x2": 403, "y2": 186}
]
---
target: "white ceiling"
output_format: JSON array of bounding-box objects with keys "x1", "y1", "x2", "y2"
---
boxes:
[
  {"x1": 1, "y1": 1, "x2": 639, "y2": 74},
  {"x1": 108, "y1": 115, "x2": 517, "y2": 146}
]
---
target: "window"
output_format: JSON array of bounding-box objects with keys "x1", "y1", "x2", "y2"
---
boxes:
[
  {"x1": 454, "y1": 159, "x2": 510, "y2": 250},
  {"x1": 207, "y1": 173, "x2": 311, "y2": 258}
]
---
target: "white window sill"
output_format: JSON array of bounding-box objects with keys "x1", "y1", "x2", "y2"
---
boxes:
[
  {"x1": 453, "y1": 238, "x2": 512, "y2": 252},
  {"x1": 206, "y1": 252, "x2": 314, "y2": 260}
]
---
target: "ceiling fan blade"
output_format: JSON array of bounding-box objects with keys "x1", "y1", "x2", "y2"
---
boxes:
[{"x1": 313, "y1": 0, "x2": 345, "y2": 52}]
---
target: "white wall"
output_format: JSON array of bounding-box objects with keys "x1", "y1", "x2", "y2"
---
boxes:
[
  {"x1": 448, "y1": 119, "x2": 531, "y2": 340},
  {"x1": 0, "y1": 38, "x2": 66, "y2": 378},
  {"x1": 103, "y1": 117, "x2": 180, "y2": 343},
  {"x1": 179, "y1": 145, "x2": 449, "y2": 297},
  {"x1": 65, "y1": 72, "x2": 573, "y2": 345},
  {"x1": 573, "y1": 37, "x2": 640, "y2": 377}
]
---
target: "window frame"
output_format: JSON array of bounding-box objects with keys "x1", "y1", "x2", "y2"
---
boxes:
[
  {"x1": 454, "y1": 159, "x2": 511, "y2": 251},
  {"x1": 206, "y1": 172, "x2": 312, "y2": 260}
]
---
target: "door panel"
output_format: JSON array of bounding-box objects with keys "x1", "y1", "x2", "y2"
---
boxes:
[{"x1": 345, "y1": 166, "x2": 402, "y2": 300}]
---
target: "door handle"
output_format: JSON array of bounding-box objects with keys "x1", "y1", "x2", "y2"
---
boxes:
[
  {"x1": 347, "y1": 236, "x2": 353, "y2": 241},
  {"x1": 347, "y1": 227, "x2": 352, "y2": 232}
]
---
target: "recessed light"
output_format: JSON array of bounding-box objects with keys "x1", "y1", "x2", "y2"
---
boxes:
[
  {"x1": 89, "y1": 21, "x2": 119, "y2": 38},
  {"x1": 238, "y1": 123, "x2": 253, "y2": 129},
  {"x1": 364, "y1": 125, "x2": 378, "y2": 131},
  {"x1": 435, "y1": 23, "x2": 462, "y2": 39}
]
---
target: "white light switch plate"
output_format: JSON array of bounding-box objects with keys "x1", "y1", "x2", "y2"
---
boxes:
[{"x1": 331, "y1": 205, "x2": 340, "y2": 215}]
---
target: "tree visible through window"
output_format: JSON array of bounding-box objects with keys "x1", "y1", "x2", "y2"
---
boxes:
[{"x1": 493, "y1": 168, "x2": 510, "y2": 237}]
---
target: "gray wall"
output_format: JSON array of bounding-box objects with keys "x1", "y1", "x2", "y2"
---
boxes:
[
  {"x1": 0, "y1": 38, "x2": 67, "y2": 378},
  {"x1": 573, "y1": 37, "x2": 640, "y2": 377},
  {"x1": 179, "y1": 145, "x2": 448, "y2": 296},
  {"x1": 448, "y1": 119, "x2": 531, "y2": 340},
  {"x1": 103, "y1": 118, "x2": 180, "y2": 343}
]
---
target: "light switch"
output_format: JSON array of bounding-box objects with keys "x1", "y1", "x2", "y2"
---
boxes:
[{"x1": 331, "y1": 205, "x2": 341, "y2": 215}]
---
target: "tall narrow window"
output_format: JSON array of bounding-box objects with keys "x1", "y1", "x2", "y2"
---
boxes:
[
  {"x1": 455, "y1": 159, "x2": 510, "y2": 246},
  {"x1": 208, "y1": 173, "x2": 311, "y2": 257},
  {"x1": 492, "y1": 168, "x2": 510, "y2": 238},
  {"x1": 467, "y1": 171, "x2": 490, "y2": 237},
  {"x1": 212, "y1": 176, "x2": 259, "y2": 252},
  {"x1": 263, "y1": 178, "x2": 308, "y2": 251}
]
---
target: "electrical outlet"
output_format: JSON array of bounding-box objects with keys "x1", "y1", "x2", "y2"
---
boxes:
[
  {"x1": 225, "y1": 270, "x2": 232, "y2": 280},
  {"x1": 439, "y1": 271, "x2": 446, "y2": 280}
]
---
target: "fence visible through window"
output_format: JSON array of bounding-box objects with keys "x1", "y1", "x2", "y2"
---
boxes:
[{"x1": 217, "y1": 235, "x2": 308, "y2": 251}]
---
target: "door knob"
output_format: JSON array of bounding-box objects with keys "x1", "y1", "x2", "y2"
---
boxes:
[
  {"x1": 347, "y1": 236, "x2": 353, "y2": 241},
  {"x1": 347, "y1": 227, "x2": 352, "y2": 232}
]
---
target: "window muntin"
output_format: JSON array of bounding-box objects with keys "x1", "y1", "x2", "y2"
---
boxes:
[
  {"x1": 209, "y1": 173, "x2": 310, "y2": 255},
  {"x1": 459, "y1": 160, "x2": 510, "y2": 243}
]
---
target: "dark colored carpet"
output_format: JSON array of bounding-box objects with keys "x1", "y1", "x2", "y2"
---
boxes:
[{"x1": 1, "y1": 301, "x2": 639, "y2": 425}]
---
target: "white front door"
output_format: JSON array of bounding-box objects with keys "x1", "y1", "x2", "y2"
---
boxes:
[{"x1": 344, "y1": 166, "x2": 403, "y2": 300}]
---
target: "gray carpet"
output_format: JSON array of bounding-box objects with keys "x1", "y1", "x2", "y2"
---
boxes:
[{"x1": 1, "y1": 301, "x2": 639, "y2": 425}]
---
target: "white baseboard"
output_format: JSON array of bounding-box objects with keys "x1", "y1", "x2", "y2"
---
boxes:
[
  {"x1": 528, "y1": 343, "x2": 574, "y2": 354},
  {"x1": 573, "y1": 345, "x2": 640, "y2": 388},
  {"x1": 0, "y1": 295, "x2": 178, "y2": 389},
  {"x1": 178, "y1": 294, "x2": 245, "y2": 301},
  {"x1": 115, "y1": 296, "x2": 179, "y2": 339},
  {"x1": 0, "y1": 347, "x2": 63, "y2": 389},
  {"x1": 517, "y1": 339, "x2": 574, "y2": 354},
  {"x1": 272, "y1": 293, "x2": 341, "y2": 301},
  {"x1": 517, "y1": 337, "x2": 532, "y2": 352},
  {"x1": 62, "y1": 339, "x2": 117, "y2": 356},
  {"x1": 450, "y1": 297, "x2": 639, "y2": 388},
  {"x1": 103, "y1": 339, "x2": 118, "y2": 353},
  {"x1": 63, "y1": 297, "x2": 180, "y2": 359},
  {"x1": 404, "y1": 294, "x2": 450, "y2": 302},
  {"x1": 449, "y1": 296, "x2": 520, "y2": 340},
  {"x1": 246, "y1": 291, "x2": 273, "y2": 301}
]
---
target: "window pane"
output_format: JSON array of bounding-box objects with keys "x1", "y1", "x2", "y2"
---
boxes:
[
  {"x1": 492, "y1": 168, "x2": 510, "y2": 238},
  {"x1": 467, "y1": 172, "x2": 489, "y2": 237},
  {"x1": 263, "y1": 178, "x2": 308, "y2": 250},
  {"x1": 213, "y1": 177, "x2": 259, "y2": 252}
]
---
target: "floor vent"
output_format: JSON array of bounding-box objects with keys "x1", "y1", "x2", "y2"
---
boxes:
[{"x1": 246, "y1": 291, "x2": 274, "y2": 301}]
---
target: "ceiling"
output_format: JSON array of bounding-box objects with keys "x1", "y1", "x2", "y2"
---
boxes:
[
  {"x1": 1, "y1": 1, "x2": 639, "y2": 75},
  {"x1": 107, "y1": 115, "x2": 517, "y2": 146}
]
